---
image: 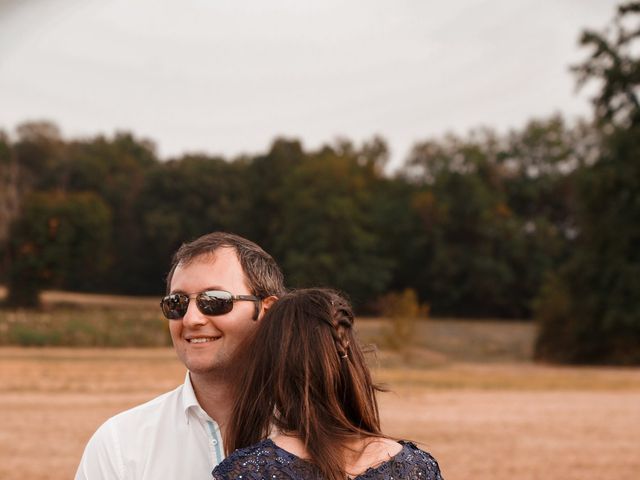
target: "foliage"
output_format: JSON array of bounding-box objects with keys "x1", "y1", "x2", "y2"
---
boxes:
[
  {"x1": 64, "y1": 133, "x2": 158, "y2": 293},
  {"x1": 572, "y1": 2, "x2": 640, "y2": 128},
  {"x1": 535, "y1": 2, "x2": 640, "y2": 364},
  {"x1": 5, "y1": 191, "x2": 111, "y2": 307},
  {"x1": 134, "y1": 153, "x2": 252, "y2": 291},
  {"x1": 399, "y1": 121, "x2": 578, "y2": 318},
  {"x1": 378, "y1": 288, "x2": 429, "y2": 351},
  {"x1": 269, "y1": 139, "x2": 393, "y2": 306},
  {"x1": 535, "y1": 125, "x2": 640, "y2": 364},
  {"x1": 0, "y1": 117, "x2": 589, "y2": 315}
]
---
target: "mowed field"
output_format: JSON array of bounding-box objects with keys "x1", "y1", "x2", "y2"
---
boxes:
[{"x1": 0, "y1": 291, "x2": 639, "y2": 480}]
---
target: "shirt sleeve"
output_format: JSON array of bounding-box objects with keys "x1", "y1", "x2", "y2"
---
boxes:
[{"x1": 75, "y1": 419, "x2": 125, "y2": 480}]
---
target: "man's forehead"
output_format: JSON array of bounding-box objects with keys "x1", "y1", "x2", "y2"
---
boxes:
[
  {"x1": 180, "y1": 247, "x2": 238, "y2": 268},
  {"x1": 173, "y1": 247, "x2": 250, "y2": 289}
]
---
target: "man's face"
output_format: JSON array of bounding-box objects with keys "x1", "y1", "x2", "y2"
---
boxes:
[{"x1": 168, "y1": 247, "x2": 260, "y2": 377}]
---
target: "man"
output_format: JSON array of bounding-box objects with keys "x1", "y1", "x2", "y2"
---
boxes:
[{"x1": 75, "y1": 232, "x2": 285, "y2": 480}]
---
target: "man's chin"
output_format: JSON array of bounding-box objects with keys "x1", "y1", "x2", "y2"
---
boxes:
[
  {"x1": 186, "y1": 362, "x2": 222, "y2": 375},
  {"x1": 185, "y1": 358, "x2": 235, "y2": 378}
]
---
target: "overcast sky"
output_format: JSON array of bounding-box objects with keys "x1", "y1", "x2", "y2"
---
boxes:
[{"x1": 0, "y1": 0, "x2": 620, "y2": 170}]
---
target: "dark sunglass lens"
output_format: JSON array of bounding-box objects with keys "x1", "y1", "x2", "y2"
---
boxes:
[
  {"x1": 161, "y1": 294, "x2": 188, "y2": 319},
  {"x1": 197, "y1": 291, "x2": 233, "y2": 316}
]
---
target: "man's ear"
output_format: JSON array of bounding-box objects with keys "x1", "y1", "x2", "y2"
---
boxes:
[{"x1": 257, "y1": 295, "x2": 278, "y2": 321}]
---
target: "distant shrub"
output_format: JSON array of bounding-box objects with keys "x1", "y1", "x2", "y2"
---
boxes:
[
  {"x1": 533, "y1": 274, "x2": 577, "y2": 362},
  {"x1": 378, "y1": 288, "x2": 429, "y2": 351}
]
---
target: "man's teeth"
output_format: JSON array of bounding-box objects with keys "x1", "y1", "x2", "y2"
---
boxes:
[{"x1": 189, "y1": 337, "x2": 215, "y2": 343}]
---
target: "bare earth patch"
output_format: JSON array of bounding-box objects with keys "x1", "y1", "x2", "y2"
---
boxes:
[{"x1": 1, "y1": 347, "x2": 639, "y2": 480}]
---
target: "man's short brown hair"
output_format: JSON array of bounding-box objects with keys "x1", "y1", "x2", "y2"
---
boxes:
[{"x1": 166, "y1": 232, "x2": 285, "y2": 298}]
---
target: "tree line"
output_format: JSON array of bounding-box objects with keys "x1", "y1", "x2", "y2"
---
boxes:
[
  {"x1": 1, "y1": 2, "x2": 638, "y2": 364},
  {"x1": 0, "y1": 115, "x2": 584, "y2": 314}
]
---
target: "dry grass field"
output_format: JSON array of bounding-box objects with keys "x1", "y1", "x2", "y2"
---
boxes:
[
  {"x1": 0, "y1": 290, "x2": 639, "y2": 479},
  {"x1": 1, "y1": 349, "x2": 639, "y2": 480}
]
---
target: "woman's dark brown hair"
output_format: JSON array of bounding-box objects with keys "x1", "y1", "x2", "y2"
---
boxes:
[{"x1": 224, "y1": 288, "x2": 384, "y2": 480}]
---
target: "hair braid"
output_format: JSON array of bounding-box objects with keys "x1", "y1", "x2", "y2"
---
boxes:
[{"x1": 328, "y1": 295, "x2": 354, "y2": 359}]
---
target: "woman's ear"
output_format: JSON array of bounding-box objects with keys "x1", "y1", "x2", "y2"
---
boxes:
[{"x1": 257, "y1": 295, "x2": 278, "y2": 320}]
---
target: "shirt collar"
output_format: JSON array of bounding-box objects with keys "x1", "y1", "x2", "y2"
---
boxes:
[{"x1": 181, "y1": 371, "x2": 208, "y2": 424}]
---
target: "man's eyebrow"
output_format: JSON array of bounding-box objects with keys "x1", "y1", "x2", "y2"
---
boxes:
[{"x1": 169, "y1": 287, "x2": 226, "y2": 295}]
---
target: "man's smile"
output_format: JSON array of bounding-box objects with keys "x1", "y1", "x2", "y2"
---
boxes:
[{"x1": 186, "y1": 336, "x2": 221, "y2": 344}]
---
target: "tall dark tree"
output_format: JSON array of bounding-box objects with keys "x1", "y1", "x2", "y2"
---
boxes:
[
  {"x1": 0, "y1": 131, "x2": 18, "y2": 284},
  {"x1": 241, "y1": 138, "x2": 306, "y2": 256},
  {"x1": 64, "y1": 132, "x2": 158, "y2": 293},
  {"x1": 0, "y1": 132, "x2": 17, "y2": 239},
  {"x1": 6, "y1": 192, "x2": 111, "y2": 307},
  {"x1": 535, "y1": 2, "x2": 640, "y2": 364},
  {"x1": 135, "y1": 153, "x2": 252, "y2": 293},
  {"x1": 401, "y1": 129, "x2": 547, "y2": 317},
  {"x1": 271, "y1": 139, "x2": 393, "y2": 306},
  {"x1": 12, "y1": 121, "x2": 66, "y2": 191}
]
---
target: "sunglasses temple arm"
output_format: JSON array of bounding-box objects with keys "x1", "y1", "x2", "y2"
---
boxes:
[{"x1": 252, "y1": 298, "x2": 262, "y2": 321}]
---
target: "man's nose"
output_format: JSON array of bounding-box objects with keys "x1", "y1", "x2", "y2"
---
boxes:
[{"x1": 182, "y1": 299, "x2": 208, "y2": 327}]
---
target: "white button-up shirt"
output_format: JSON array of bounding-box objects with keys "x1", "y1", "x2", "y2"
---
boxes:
[{"x1": 75, "y1": 373, "x2": 224, "y2": 480}]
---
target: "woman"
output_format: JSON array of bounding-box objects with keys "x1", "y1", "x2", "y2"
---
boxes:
[{"x1": 212, "y1": 288, "x2": 443, "y2": 480}]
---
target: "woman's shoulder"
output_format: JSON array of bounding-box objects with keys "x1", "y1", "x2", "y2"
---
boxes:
[
  {"x1": 212, "y1": 438, "x2": 321, "y2": 480},
  {"x1": 396, "y1": 441, "x2": 443, "y2": 479},
  {"x1": 212, "y1": 439, "x2": 275, "y2": 479},
  {"x1": 355, "y1": 440, "x2": 443, "y2": 480}
]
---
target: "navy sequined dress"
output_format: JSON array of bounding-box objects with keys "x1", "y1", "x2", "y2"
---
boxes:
[{"x1": 211, "y1": 438, "x2": 443, "y2": 480}]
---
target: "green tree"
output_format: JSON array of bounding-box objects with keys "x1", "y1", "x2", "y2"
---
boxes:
[
  {"x1": 0, "y1": 131, "x2": 17, "y2": 235},
  {"x1": 2, "y1": 121, "x2": 66, "y2": 253},
  {"x1": 535, "y1": 2, "x2": 640, "y2": 364},
  {"x1": 400, "y1": 113, "x2": 596, "y2": 319},
  {"x1": 501, "y1": 116, "x2": 588, "y2": 314},
  {"x1": 402, "y1": 130, "x2": 537, "y2": 317},
  {"x1": 63, "y1": 132, "x2": 158, "y2": 293},
  {"x1": 12, "y1": 121, "x2": 66, "y2": 191},
  {"x1": 241, "y1": 138, "x2": 306, "y2": 255},
  {"x1": 134, "y1": 153, "x2": 252, "y2": 292},
  {"x1": 6, "y1": 191, "x2": 111, "y2": 307},
  {"x1": 0, "y1": 131, "x2": 17, "y2": 284},
  {"x1": 271, "y1": 139, "x2": 393, "y2": 306}
]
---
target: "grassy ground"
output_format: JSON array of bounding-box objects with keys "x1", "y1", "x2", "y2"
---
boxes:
[
  {"x1": 0, "y1": 289, "x2": 167, "y2": 347},
  {"x1": 0, "y1": 289, "x2": 639, "y2": 479}
]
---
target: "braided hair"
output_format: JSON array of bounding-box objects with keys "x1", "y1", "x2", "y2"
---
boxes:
[{"x1": 322, "y1": 292, "x2": 353, "y2": 359}]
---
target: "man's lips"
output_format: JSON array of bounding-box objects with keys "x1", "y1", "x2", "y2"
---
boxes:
[{"x1": 185, "y1": 336, "x2": 221, "y2": 344}]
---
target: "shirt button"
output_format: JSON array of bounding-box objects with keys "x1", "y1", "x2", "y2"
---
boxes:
[{"x1": 212, "y1": 439, "x2": 218, "y2": 445}]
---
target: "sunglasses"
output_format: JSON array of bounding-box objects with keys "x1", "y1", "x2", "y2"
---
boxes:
[{"x1": 160, "y1": 290, "x2": 262, "y2": 320}]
